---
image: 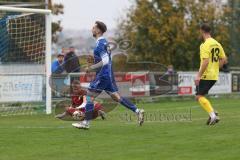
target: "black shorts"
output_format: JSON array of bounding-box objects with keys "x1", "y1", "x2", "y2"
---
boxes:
[{"x1": 196, "y1": 80, "x2": 216, "y2": 95}]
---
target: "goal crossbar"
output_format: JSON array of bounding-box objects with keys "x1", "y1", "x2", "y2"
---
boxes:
[{"x1": 0, "y1": 6, "x2": 51, "y2": 14}]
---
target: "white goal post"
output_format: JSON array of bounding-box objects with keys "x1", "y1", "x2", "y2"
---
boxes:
[{"x1": 0, "y1": 6, "x2": 52, "y2": 114}]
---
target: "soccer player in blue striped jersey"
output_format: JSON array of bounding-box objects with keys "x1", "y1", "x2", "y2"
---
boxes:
[{"x1": 72, "y1": 21, "x2": 144, "y2": 129}]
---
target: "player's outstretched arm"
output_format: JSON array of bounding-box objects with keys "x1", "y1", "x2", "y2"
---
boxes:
[
  {"x1": 195, "y1": 58, "x2": 209, "y2": 85},
  {"x1": 76, "y1": 96, "x2": 87, "y2": 109},
  {"x1": 199, "y1": 58, "x2": 209, "y2": 76},
  {"x1": 88, "y1": 53, "x2": 109, "y2": 71}
]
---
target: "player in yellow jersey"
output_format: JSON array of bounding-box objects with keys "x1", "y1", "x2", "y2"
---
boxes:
[{"x1": 195, "y1": 24, "x2": 227, "y2": 125}]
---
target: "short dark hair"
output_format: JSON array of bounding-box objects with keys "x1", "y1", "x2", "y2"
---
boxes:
[
  {"x1": 57, "y1": 53, "x2": 64, "y2": 57},
  {"x1": 200, "y1": 23, "x2": 211, "y2": 33},
  {"x1": 95, "y1": 21, "x2": 107, "y2": 33},
  {"x1": 71, "y1": 80, "x2": 81, "y2": 86}
]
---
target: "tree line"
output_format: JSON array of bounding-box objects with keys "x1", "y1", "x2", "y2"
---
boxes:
[{"x1": 116, "y1": 0, "x2": 239, "y2": 71}]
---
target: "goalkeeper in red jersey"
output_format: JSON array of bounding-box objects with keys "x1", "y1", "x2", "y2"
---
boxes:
[{"x1": 55, "y1": 80, "x2": 106, "y2": 120}]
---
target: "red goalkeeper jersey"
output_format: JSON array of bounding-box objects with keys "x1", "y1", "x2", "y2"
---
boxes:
[{"x1": 71, "y1": 90, "x2": 87, "y2": 107}]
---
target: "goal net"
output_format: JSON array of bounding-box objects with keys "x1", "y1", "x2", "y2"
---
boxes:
[{"x1": 0, "y1": 6, "x2": 52, "y2": 116}]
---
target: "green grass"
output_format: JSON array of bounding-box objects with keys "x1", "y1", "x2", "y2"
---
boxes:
[{"x1": 0, "y1": 97, "x2": 240, "y2": 160}]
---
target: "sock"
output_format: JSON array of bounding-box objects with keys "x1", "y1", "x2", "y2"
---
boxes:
[
  {"x1": 82, "y1": 120, "x2": 89, "y2": 125},
  {"x1": 198, "y1": 97, "x2": 215, "y2": 117},
  {"x1": 120, "y1": 97, "x2": 138, "y2": 113},
  {"x1": 85, "y1": 96, "x2": 94, "y2": 121},
  {"x1": 209, "y1": 112, "x2": 216, "y2": 119},
  {"x1": 135, "y1": 108, "x2": 140, "y2": 114}
]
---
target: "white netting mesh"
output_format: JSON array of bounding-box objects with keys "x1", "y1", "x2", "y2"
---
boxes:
[
  {"x1": 0, "y1": 12, "x2": 45, "y2": 64},
  {"x1": 0, "y1": 10, "x2": 48, "y2": 115}
]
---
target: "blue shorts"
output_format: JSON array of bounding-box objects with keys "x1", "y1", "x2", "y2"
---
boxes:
[{"x1": 89, "y1": 75, "x2": 118, "y2": 93}]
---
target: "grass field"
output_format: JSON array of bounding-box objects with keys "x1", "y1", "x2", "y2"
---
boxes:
[{"x1": 0, "y1": 97, "x2": 240, "y2": 160}]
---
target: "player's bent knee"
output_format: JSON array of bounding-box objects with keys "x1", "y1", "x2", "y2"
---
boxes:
[
  {"x1": 112, "y1": 96, "x2": 119, "y2": 102},
  {"x1": 110, "y1": 93, "x2": 121, "y2": 102},
  {"x1": 195, "y1": 95, "x2": 203, "y2": 101},
  {"x1": 66, "y1": 107, "x2": 76, "y2": 115}
]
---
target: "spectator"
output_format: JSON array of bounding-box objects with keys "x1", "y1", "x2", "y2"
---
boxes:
[
  {"x1": 64, "y1": 46, "x2": 81, "y2": 73},
  {"x1": 51, "y1": 53, "x2": 65, "y2": 74},
  {"x1": 51, "y1": 52, "x2": 65, "y2": 97},
  {"x1": 166, "y1": 65, "x2": 174, "y2": 75}
]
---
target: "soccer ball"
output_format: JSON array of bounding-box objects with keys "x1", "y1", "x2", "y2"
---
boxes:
[{"x1": 72, "y1": 110, "x2": 85, "y2": 120}]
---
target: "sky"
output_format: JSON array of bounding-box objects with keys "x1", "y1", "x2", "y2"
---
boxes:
[{"x1": 52, "y1": 0, "x2": 133, "y2": 30}]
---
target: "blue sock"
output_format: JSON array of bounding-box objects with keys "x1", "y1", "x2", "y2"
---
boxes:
[
  {"x1": 120, "y1": 97, "x2": 137, "y2": 112},
  {"x1": 85, "y1": 96, "x2": 94, "y2": 120}
]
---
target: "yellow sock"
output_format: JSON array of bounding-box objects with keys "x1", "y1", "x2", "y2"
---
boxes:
[{"x1": 198, "y1": 97, "x2": 214, "y2": 113}]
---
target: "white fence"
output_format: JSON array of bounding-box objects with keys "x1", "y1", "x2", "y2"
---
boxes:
[
  {"x1": 0, "y1": 71, "x2": 239, "y2": 103},
  {"x1": 178, "y1": 72, "x2": 232, "y2": 95},
  {"x1": 0, "y1": 75, "x2": 43, "y2": 102}
]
